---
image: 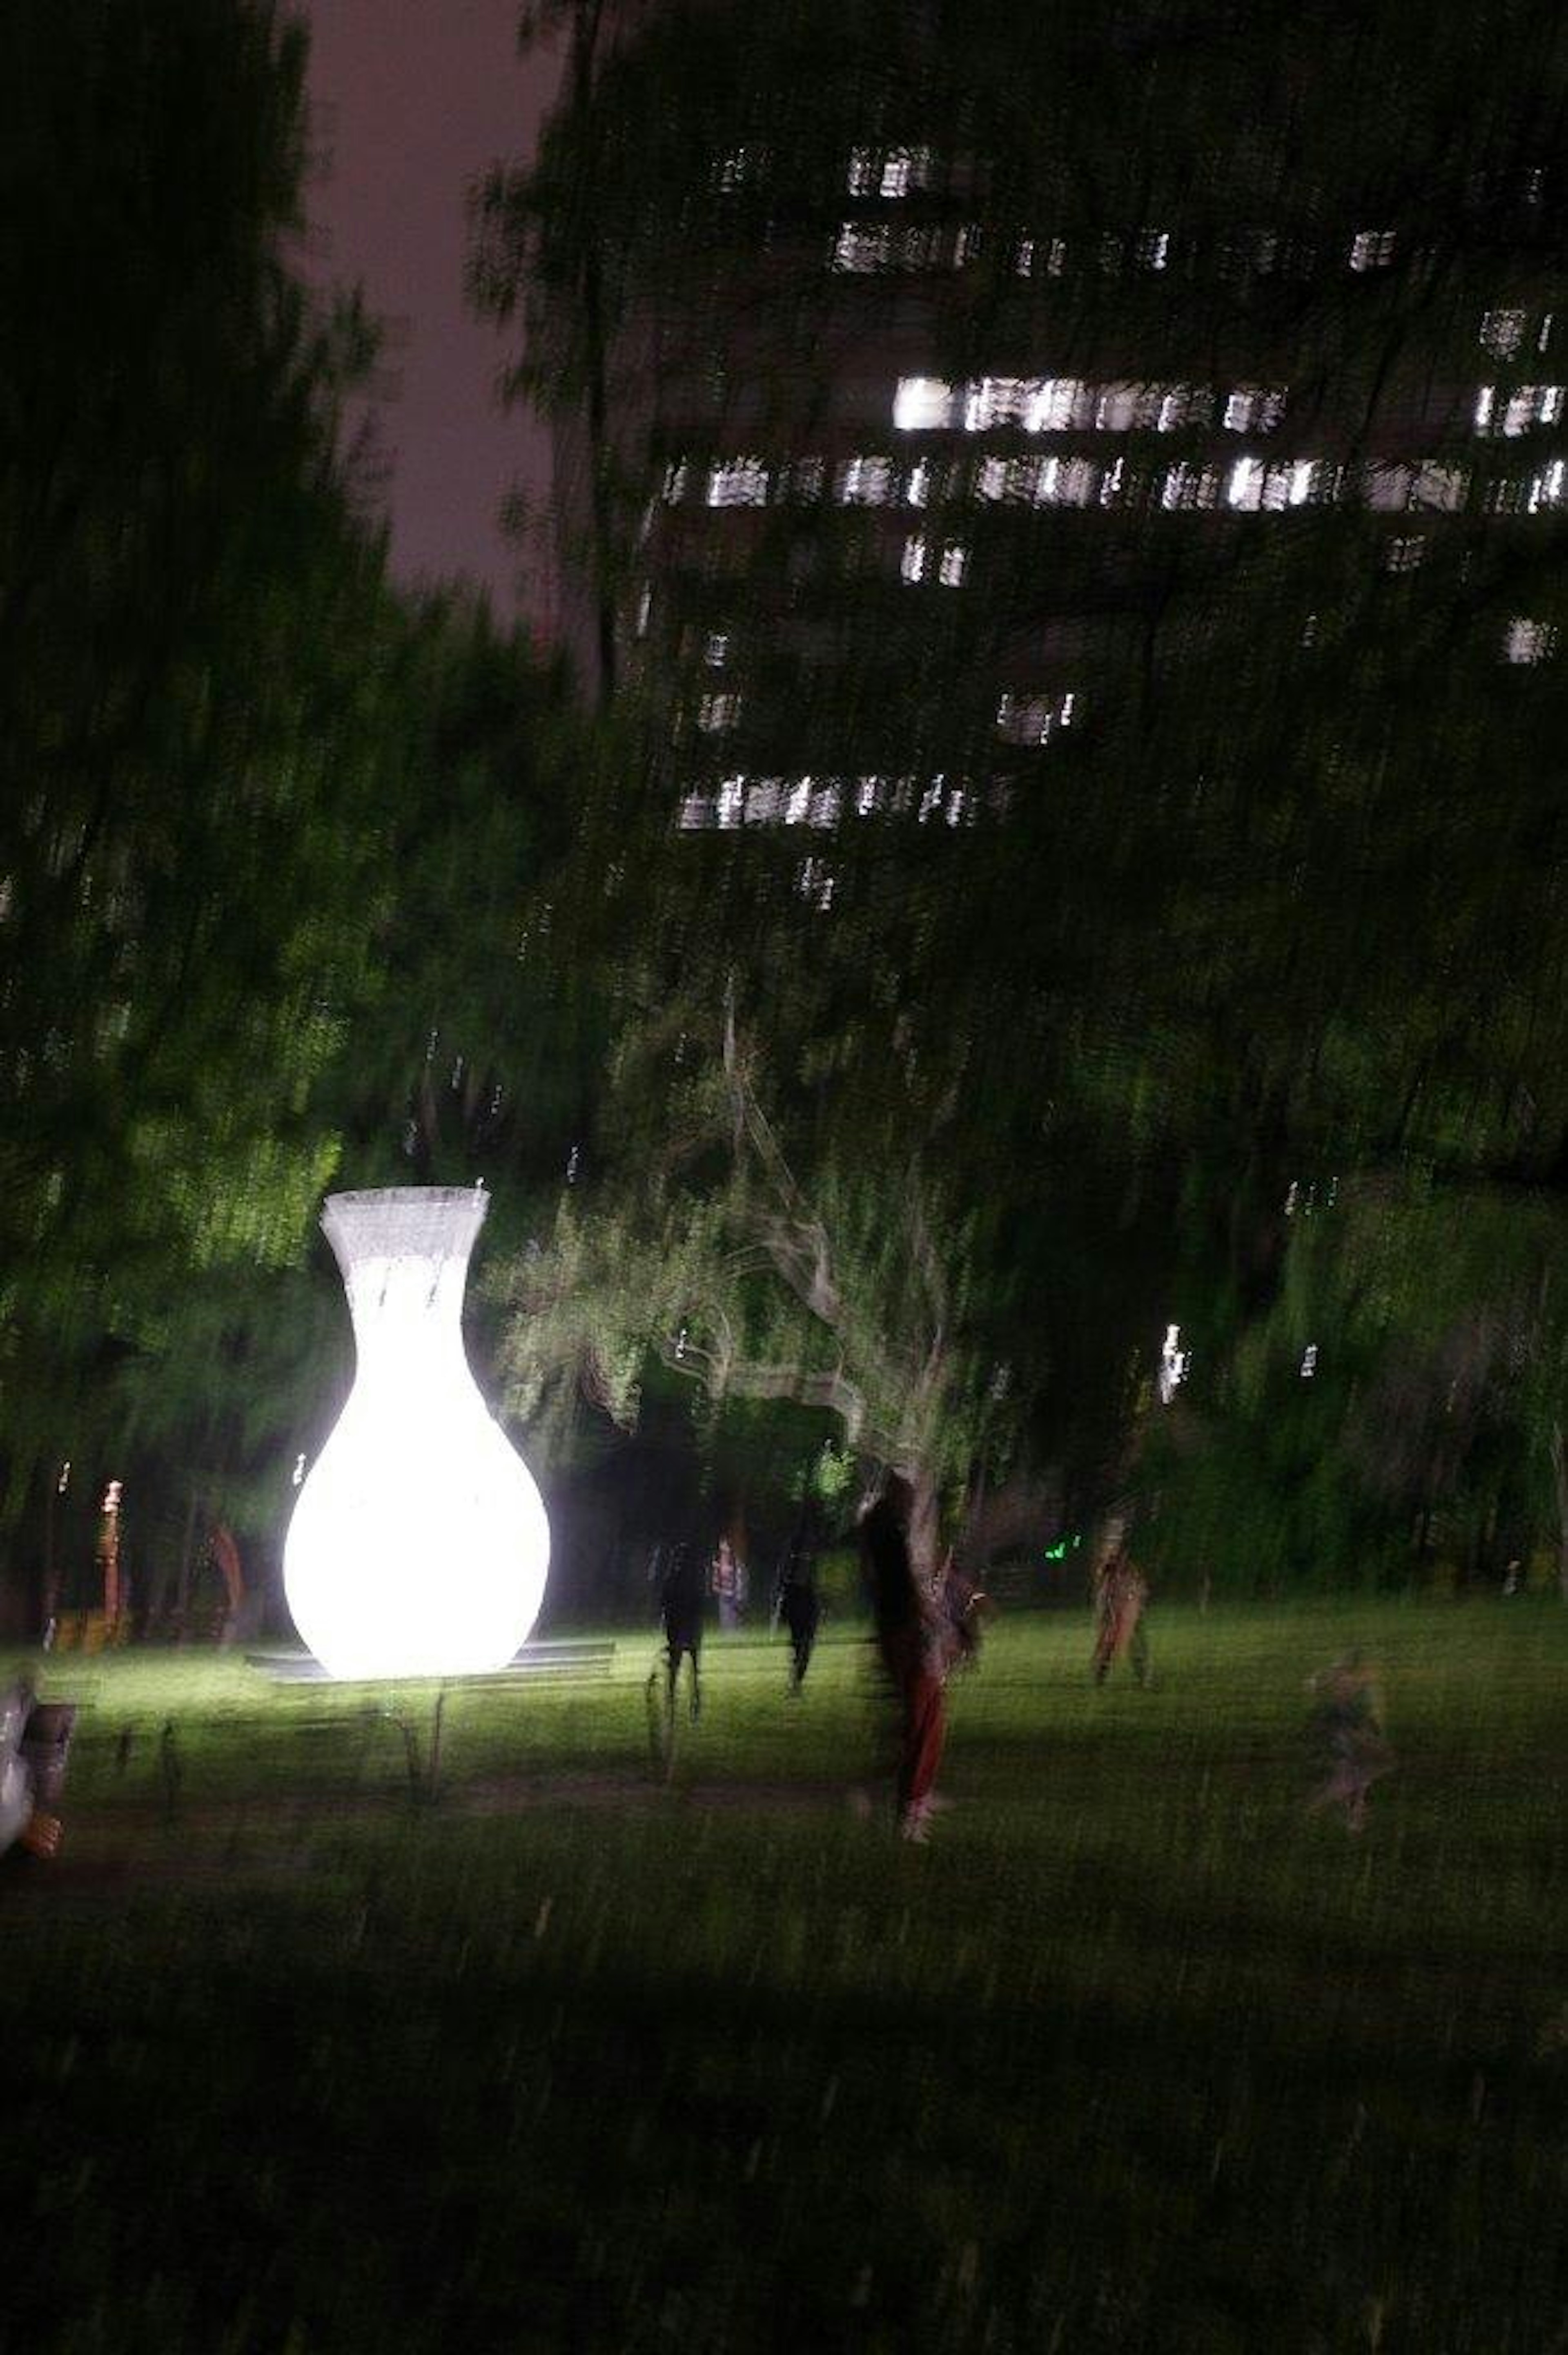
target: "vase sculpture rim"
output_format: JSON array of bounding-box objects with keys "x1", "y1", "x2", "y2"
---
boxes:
[
  {"x1": 321, "y1": 1185, "x2": 490, "y2": 1267},
  {"x1": 324, "y1": 1186, "x2": 488, "y2": 1213}
]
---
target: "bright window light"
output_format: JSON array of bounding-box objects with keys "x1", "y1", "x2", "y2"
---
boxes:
[{"x1": 894, "y1": 377, "x2": 956, "y2": 431}]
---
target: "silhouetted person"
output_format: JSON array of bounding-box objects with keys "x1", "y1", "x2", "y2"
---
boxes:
[
  {"x1": 654, "y1": 1537, "x2": 706, "y2": 1723},
  {"x1": 939, "y1": 1548, "x2": 992, "y2": 1672},
  {"x1": 1306, "y1": 1651, "x2": 1393, "y2": 1833},
  {"x1": 859, "y1": 1474, "x2": 947, "y2": 1840},
  {"x1": 775, "y1": 1504, "x2": 824, "y2": 1693},
  {"x1": 1091, "y1": 1544, "x2": 1150, "y2": 1687}
]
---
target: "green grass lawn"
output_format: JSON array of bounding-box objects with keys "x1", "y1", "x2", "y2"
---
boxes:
[{"x1": 2, "y1": 1601, "x2": 1565, "y2": 2355}]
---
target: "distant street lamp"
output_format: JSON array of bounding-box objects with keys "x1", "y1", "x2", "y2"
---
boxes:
[{"x1": 284, "y1": 1188, "x2": 549, "y2": 1679}]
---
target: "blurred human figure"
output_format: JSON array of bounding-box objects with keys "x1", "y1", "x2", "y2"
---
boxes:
[
  {"x1": 859, "y1": 1473, "x2": 947, "y2": 1840},
  {"x1": 939, "y1": 1548, "x2": 993, "y2": 1673},
  {"x1": 0, "y1": 1676, "x2": 67, "y2": 1860},
  {"x1": 775, "y1": 1505, "x2": 824, "y2": 1693},
  {"x1": 652, "y1": 1535, "x2": 706, "y2": 1724},
  {"x1": 97, "y1": 1477, "x2": 125, "y2": 1631},
  {"x1": 711, "y1": 1534, "x2": 746, "y2": 1632},
  {"x1": 1306, "y1": 1651, "x2": 1394, "y2": 1833},
  {"x1": 1091, "y1": 1537, "x2": 1150, "y2": 1687}
]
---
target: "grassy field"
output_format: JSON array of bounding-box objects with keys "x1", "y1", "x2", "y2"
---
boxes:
[{"x1": 2, "y1": 1601, "x2": 1566, "y2": 2355}]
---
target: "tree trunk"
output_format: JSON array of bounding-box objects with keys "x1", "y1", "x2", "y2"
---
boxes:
[{"x1": 1549, "y1": 1422, "x2": 1568, "y2": 1601}]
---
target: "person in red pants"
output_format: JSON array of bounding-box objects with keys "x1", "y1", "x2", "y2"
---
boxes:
[{"x1": 858, "y1": 1473, "x2": 947, "y2": 1840}]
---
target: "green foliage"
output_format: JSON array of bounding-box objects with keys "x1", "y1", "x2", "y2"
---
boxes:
[{"x1": 479, "y1": 0, "x2": 1568, "y2": 1586}]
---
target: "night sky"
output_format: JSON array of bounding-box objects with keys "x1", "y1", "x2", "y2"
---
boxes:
[{"x1": 305, "y1": 0, "x2": 558, "y2": 628}]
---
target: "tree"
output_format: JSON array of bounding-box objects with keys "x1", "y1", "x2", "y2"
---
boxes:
[{"x1": 476, "y1": 0, "x2": 1568, "y2": 1587}]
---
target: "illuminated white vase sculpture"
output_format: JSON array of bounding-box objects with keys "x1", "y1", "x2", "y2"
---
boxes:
[{"x1": 284, "y1": 1187, "x2": 549, "y2": 1679}]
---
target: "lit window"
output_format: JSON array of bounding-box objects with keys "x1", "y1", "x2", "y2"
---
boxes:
[
  {"x1": 1408, "y1": 462, "x2": 1468, "y2": 511},
  {"x1": 1385, "y1": 536, "x2": 1425, "y2": 571},
  {"x1": 1349, "y1": 229, "x2": 1396, "y2": 270},
  {"x1": 976, "y1": 453, "x2": 1095, "y2": 505},
  {"x1": 1227, "y1": 456, "x2": 1264, "y2": 509},
  {"x1": 836, "y1": 455, "x2": 896, "y2": 505},
  {"x1": 716, "y1": 776, "x2": 744, "y2": 827},
  {"x1": 832, "y1": 222, "x2": 891, "y2": 273},
  {"x1": 1481, "y1": 307, "x2": 1527, "y2": 358},
  {"x1": 662, "y1": 459, "x2": 689, "y2": 504},
  {"x1": 906, "y1": 458, "x2": 931, "y2": 508},
  {"x1": 1527, "y1": 458, "x2": 1566, "y2": 511},
  {"x1": 894, "y1": 377, "x2": 956, "y2": 431},
  {"x1": 1015, "y1": 236, "x2": 1036, "y2": 277},
  {"x1": 1099, "y1": 456, "x2": 1127, "y2": 505},
  {"x1": 706, "y1": 459, "x2": 769, "y2": 506},
  {"x1": 855, "y1": 777, "x2": 880, "y2": 815},
  {"x1": 846, "y1": 145, "x2": 934, "y2": 198},
  {"x1": 1136, "y1": 229, "x2": 1170, "y2": 271},
  {"x1": 901, "y1": 534, "x2": 927, "y2": 582},
  {"x1": 938, "y1": 542, "x2": 968, "y2": 587},
  {"x1": 1479, "y1": 384, "x2": 1564, "y2": 435},
  {"x1": 704, "y1": 632, "x2": 730, "y2": 668},
  {"x1": 1024, "y1": 379, "x2": 1091, "y2": 432},
  {"x1": 1504, "y1": 619, "x2": 1557, "y2": 663},
  {"x1": 881, "y1": 146, "x2": 933, "y2": 198},
  {"x1": 785, "y1": 781, "x2": 812, "y2": 825},
  {"x1": 697, "y1": 693, "x2": 742, "y2": 733},
  {"x1": 1045, "y1": 237, "x2": 1068, "y2": 276},
  {"x1": 1160, "y1": 461, "x2": 1220, "y2": 510},
  {"x1": 1223, "y1": 386, "x2": 1287, "y2": 433},
  {"x1": 965, "y1": 377, "x2": 1033, "y2": 430},
  {"x1": 1048, "y1": 457, "x2": 1098, "y2": 506}
]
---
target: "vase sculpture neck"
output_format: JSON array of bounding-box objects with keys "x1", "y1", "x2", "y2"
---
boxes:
[{"x1": 320, "y1": 1187, "x2": 488, "y2": 1368}]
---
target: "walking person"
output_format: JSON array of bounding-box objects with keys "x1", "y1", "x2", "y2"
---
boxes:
[
  {"x1": 775, "y1": 1503, "x2": 824, "y2": 1694},
  {"x1": 650, "y1": 1533, "x2": 707, "y2": 1728},
  {"x1": 1306, "y1": 1651, "x2": 1394, "y2": 1833},
  {"x1": 711, "y1": 1534, "x2": 746, "y2": 1633},
  {"x1": 858, "y1": 1473, "x2": 948, "y2": 1841},
  {"x1": 1091, "y1": 1531, "x2": 1151, "y2": 1688}
]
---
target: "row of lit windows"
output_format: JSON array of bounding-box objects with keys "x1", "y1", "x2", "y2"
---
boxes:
[
  {"x1": 688, "y1": 689, "x2": 1078, "y2": 741},
  {"x1": 893, "y1": 375, "x2": 1287, "y2": 434},
  {"x1": 898, "y1": 375, "x2": 1565, "y2": 439},
  {"x1": 671, "y1": 451, "x2": 1566, "y2": 516},
  {"x1": 829, "y1": 221, "x2": 1425, "y2": 280},
  {"x1": 677, "y1": 772, "x2": 989, "y2": 833},
  {"x1": 1474, "y1": 384, "x2": 1564, "y2": 435}
]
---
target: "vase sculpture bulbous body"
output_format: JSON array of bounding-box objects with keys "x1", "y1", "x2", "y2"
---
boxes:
[{"x1": 284, "y1": 1188, "x2": 549, "y2": 1680}]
